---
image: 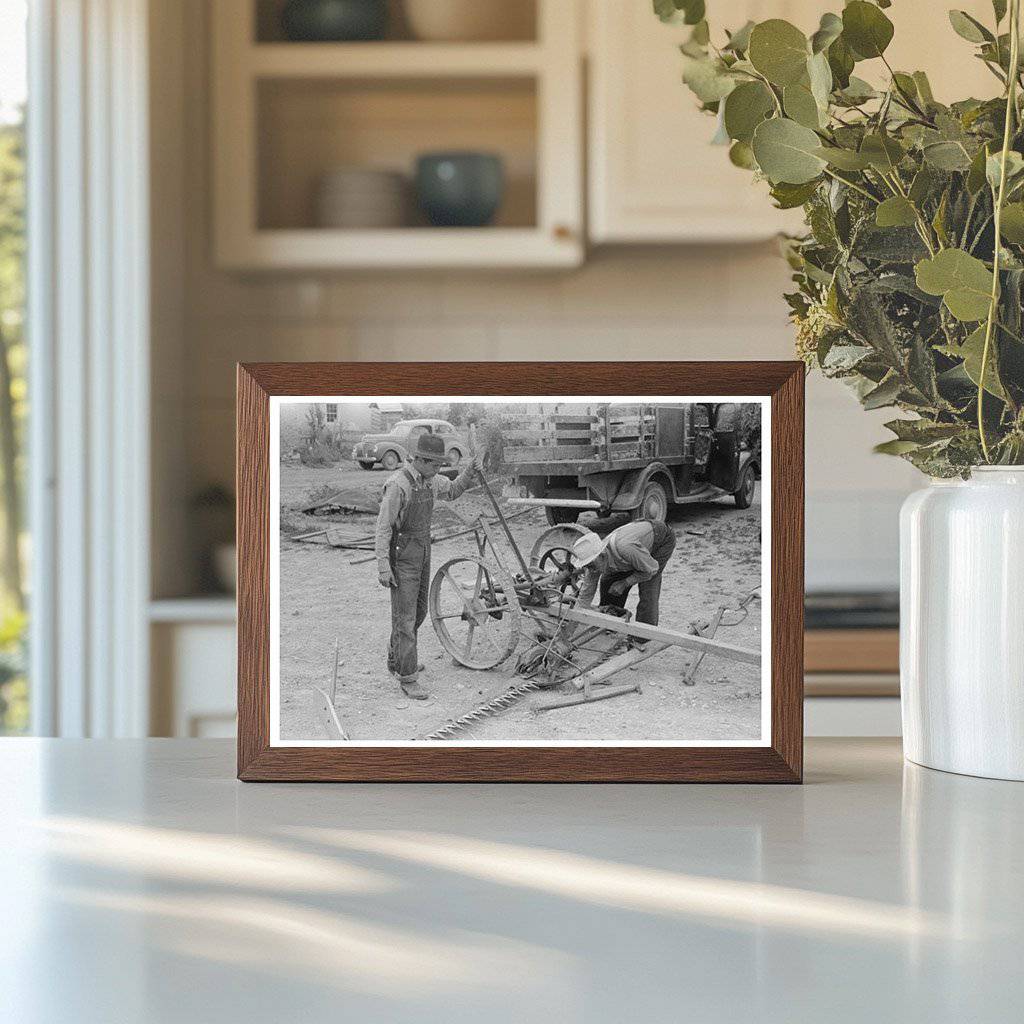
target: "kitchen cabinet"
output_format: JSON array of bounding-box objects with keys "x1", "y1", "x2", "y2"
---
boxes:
[
  {"x1": 212, "y1": 0, "x2": 583, "y2": 269},
  {"x1": 587, "y1": 0, "x2": 999, "y2": 244}
]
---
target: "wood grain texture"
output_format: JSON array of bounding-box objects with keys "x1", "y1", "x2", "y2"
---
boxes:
[{"x1": 236, "y1": 361, "x2": 805, "y2": 783}]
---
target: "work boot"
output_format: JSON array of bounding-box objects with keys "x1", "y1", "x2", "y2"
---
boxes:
[{"x1": 400, "y1": 678, "x2": 429, "y2": 700}]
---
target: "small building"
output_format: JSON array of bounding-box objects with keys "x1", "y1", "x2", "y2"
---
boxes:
[{"x1": 369, "y1": 401, "x2": 405, "y2": 432}]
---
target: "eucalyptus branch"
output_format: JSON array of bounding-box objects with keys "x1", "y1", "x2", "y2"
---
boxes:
[
  {"x1": 822, "y1": 167, "x2": 880, "y2": 203},
  {"x1": 979, "y1": 0, "x2": 1021, "y2": 462}
]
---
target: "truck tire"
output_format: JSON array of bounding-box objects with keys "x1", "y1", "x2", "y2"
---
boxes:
[
  {"x1": 381, "y1": 450, "x2": 401, "y2": 471},
  {"x1": 545, "y1": 506, "x2": 580, "y2": 526},
  {"x1": 734, "y1": 465, "x2": 756, "y2": 509},
  {"x1": 447, "y1": 447, "x2": 462, "y2": 467},
  {"x1": 631, "y1": 480, "x2": 669, "y2": 523},
  {"x1": 357, "y1": 460, "x2": 376, "y2": 471}
]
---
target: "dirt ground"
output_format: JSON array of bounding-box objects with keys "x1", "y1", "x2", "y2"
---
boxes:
[{"x1": 278, "y1": 460, "x2": 763, "y2": 743}]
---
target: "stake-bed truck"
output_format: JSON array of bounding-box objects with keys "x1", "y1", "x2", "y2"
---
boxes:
[{"x1": 501, "y1": 402, "x2": 759, "y2": 524}]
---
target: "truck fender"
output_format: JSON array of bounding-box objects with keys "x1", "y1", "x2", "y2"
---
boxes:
[
  {"x1": 608, "y1": 463, "x2": 673, "y2": 512},
  {"x1": 736, "y1": 450, "x2": 760, "y2": 489}
]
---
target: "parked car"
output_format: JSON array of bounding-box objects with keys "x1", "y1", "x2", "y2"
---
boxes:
[{"x1": 351, "y1": 419, "x2": 467, "y2": 471}]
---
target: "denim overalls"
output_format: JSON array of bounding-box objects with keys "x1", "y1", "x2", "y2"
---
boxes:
[{"x1": 387, "y1": 467, "x2": 434, "y2": 682}]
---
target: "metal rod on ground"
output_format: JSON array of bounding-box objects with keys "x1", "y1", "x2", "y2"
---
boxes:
[
  {"x1": 330, "y1": 638, "x2": 340, "y2": 704},
  {"x1": 312, "y1": 686, "x2": 350, "y2": 740},
  {"x1": 534, "y1": 682, "x2": 641, "y2": 712}
]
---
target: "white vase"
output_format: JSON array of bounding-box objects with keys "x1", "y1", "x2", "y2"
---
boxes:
[{"x1": 900, "y1": 467, "x2": 1024, "y2": 780}]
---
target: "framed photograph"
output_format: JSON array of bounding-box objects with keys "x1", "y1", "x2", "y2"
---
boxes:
[{"x1": 237, "y1": 362, "x2": 803, "y2": 782}]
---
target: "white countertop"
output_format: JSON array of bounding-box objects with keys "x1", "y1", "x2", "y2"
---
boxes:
[{"x1": 1, "y1": 738, "x2": 1021, "y2": 1023}]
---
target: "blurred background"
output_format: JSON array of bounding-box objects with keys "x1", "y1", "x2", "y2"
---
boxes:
[{"x1": 0, "y1": 0, "x2": 998, "y2": 740}]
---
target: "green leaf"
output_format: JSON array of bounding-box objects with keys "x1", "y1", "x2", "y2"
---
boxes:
[
  {"x1": 875, "y1": 196, "x2": 918, "y2": 228},
  {"x1": 728, "y1": 140, "x2": 758, "y2": 169},
  {"x1": 1000, "y1": 202, "x2": 1024, "y2": 242},
  {"x1": 860, "y1": 133, "x2": 905, "y2": 173},
  {"x1": 724, "y1": 20, "x2": 755, "y2": 53},
  {"x1": 915, "y1": 249, "x2": 994, "y2": 321},
  {"x1": 836, "y1": 75, "x2": 877, "y2": 105},
  {"x1": 959, "y1": 324, "x2": 1007, "y2": 398},
  {"x1": 885, "y1": 418, "x2": 962, "y2": 443},
  {"x1": 948, "y1": 10, "x2": 993, "y2": 44},
  {"x1": 723, "y1": 81, "x2": 775, "y2": 143},
  {"x1": 748, "y1": 19, "x2": 810, "y2": 87},
  {"x1": 909, "y1": 165, "x2": 936, "y2": 205},
  {"x1": 912, "y1": 71, "x2": 935, "y2": 105},
  {"x1": 993, "y1": 0, "x2": 1008, "y2": 24},
  {"x1": 967, "y1": 143, "x2": 993, "y2": 193},
  {"x1": 654, "y1": 0, "x2": 705, "y2": 25},
  {"x1": 807, "y1": 51, "x2": 833, "y2": 110},
  {"x1": 681, "y1": 55, "x2": 736, "y2": 103},
  {"x1": 862, "y1": 374, "x2": 902, "y2": 409},
  {"x1": 814, "y1": 145, "x2": 872, "y2": 170},
  {"x1": 986, "y1": 150, "x2": 1024, "y2": 190},
  {"x1": 842, "y1": 1, "x2": 894, "y2": 60},
  {"x1": 810, "y1": 12, "x2": 843, "y2": 54},
  {"x1": 770, "y1": 179, "x2": 820, "y2": 209},
  {"x1": 923, "y1": 141, "x2": 973, "y2": 171},
  {"x1": 874, "y1": 439, "x2": 921, "y2": 455},
  {"x1": 827, "y1": 35, "x2": 855, "y2": 89},
  {"x1": 752, "y1": 117, "x2": 827, "y2": 184},
  {"x1": 783, "y1": 83, "x2": 822, "y2": 128}
]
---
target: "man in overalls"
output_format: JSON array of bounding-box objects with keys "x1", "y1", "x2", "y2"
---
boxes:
[
  {"x1": 374, "y1": 433, "x2": 482, "y2": 699},
  {"x1": 571, "y1": 519, "x2": 677, "y2": 628}
]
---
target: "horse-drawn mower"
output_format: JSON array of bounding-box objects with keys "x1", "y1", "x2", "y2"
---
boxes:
[{"x1": 419, "y1": 470, "x2": 761, "y2": 741}]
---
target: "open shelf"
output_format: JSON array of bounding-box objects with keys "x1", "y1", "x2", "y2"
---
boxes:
[
  {"x1": 254, "y1": 0, "x2": 538, "y2": 45},
  {"x1": 213, "y1": 0, "x2": 582, "y2": 268},
  {"x1": 249, "y1": 42, "x2": 545, "y2": 77},
  {"x1": 257, "y1": 76, "x2": 537, "y2": 232}
]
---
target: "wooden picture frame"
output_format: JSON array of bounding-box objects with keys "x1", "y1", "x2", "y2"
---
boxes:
[{"x1": 237, "y1": 362, "x2": 804, "y2": 782}]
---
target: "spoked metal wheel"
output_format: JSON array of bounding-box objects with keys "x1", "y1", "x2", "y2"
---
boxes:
[
  {"x1": 537, "y1": 546, "x2": 581, "y2": 599},
  {"x1": 529, "y1": 523, "x2": 590, "y2": 569},
  {"x1": 429, "y1": 556, "x2": 522, "y2": 669}
]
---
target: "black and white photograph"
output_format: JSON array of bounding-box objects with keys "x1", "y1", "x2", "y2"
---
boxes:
[{"x1": 270, "y1": 396, "x2": 770, "y2": 746}]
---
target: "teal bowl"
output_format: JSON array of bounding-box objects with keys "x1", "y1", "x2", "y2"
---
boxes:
[
  {"x1": 415, "y1": 152, "x2": 505, "y2": 228},
  {"x1": 281, "y1": 0, "x2": 388, "y2": 42}
]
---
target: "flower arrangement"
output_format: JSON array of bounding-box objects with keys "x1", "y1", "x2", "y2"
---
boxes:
[{"x1": 659, "y1": 0, "x2": 1024, "y2": 474}]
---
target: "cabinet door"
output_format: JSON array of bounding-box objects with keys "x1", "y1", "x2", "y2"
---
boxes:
[
  {"x1": 588, "y1": 1, "x2": 1002, "y2": 245},
  {"x1": 588, "y1": 1, "x2": 814, "y2": 243}
]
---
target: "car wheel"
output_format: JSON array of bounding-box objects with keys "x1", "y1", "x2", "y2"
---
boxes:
[
  {"x1": 381, "y1": 450, "x2": 401, "y2": 472},
  {"x1": 631, "y1": 480, "x2": 669, "y2": 523},
  {"x1": 357, "y1": 460, "x2": 375, "y2": 471},
  {"x1": 545, "y1": 506, "x2": 580, "y2": 526},
  {"x1": 448, "y1": 447, "x2": 462, "y2": 467},
  {"x1": 734, "y1": 465, "x2": 756, "y2": 509}
]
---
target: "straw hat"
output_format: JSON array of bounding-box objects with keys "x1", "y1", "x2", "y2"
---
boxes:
[{"x1": 572, "y1": 531, "x2": 607, "y2": 568}]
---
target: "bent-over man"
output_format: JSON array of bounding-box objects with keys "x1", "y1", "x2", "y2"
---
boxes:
[
  {"x1": 571, "y1": 519, "x2": 677, "y2": 627},
  {"x1": 375, "y1": 433, "x2": 483, "y2": 699}
]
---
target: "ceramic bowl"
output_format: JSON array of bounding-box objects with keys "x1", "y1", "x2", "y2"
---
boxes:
[
  {"x1": 280, "y1": 0, "x2": 388, "y2": 42},
  {"x1": 403, "y1": 0, "x2": 534, "y2": 42},
  {"x1": 414, "y1": 152, "x2": 505, "y2": 227}
]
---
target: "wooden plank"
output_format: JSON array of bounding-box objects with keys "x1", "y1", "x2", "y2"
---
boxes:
[
  {"x1": 572, "y1": 641, "x2": 670, "y2": 691},
  {"x1": 608, "y1": 441, "x2": 641, "y2": 457},
  {"x1": 502, "y1": 414, "x2": 597, "y2": 426},
  {"x1": 561, "y1": 606, "x2": 762, "y2": 666},
  {"x1": 505, "y1": 444, "x2": 599, "y2": 462}
]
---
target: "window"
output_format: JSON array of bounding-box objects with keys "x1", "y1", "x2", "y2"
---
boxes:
[
  {"x1": 325, "y1": 403, "x2": 337, "y2": 423},
  {"x1": 0, "y1": 1, "x2": 27, "y2": 735}
]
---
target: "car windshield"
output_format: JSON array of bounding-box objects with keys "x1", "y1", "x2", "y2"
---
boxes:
[{"x1": 390, "y1": 421, "x2": 414, "y2": 434}]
